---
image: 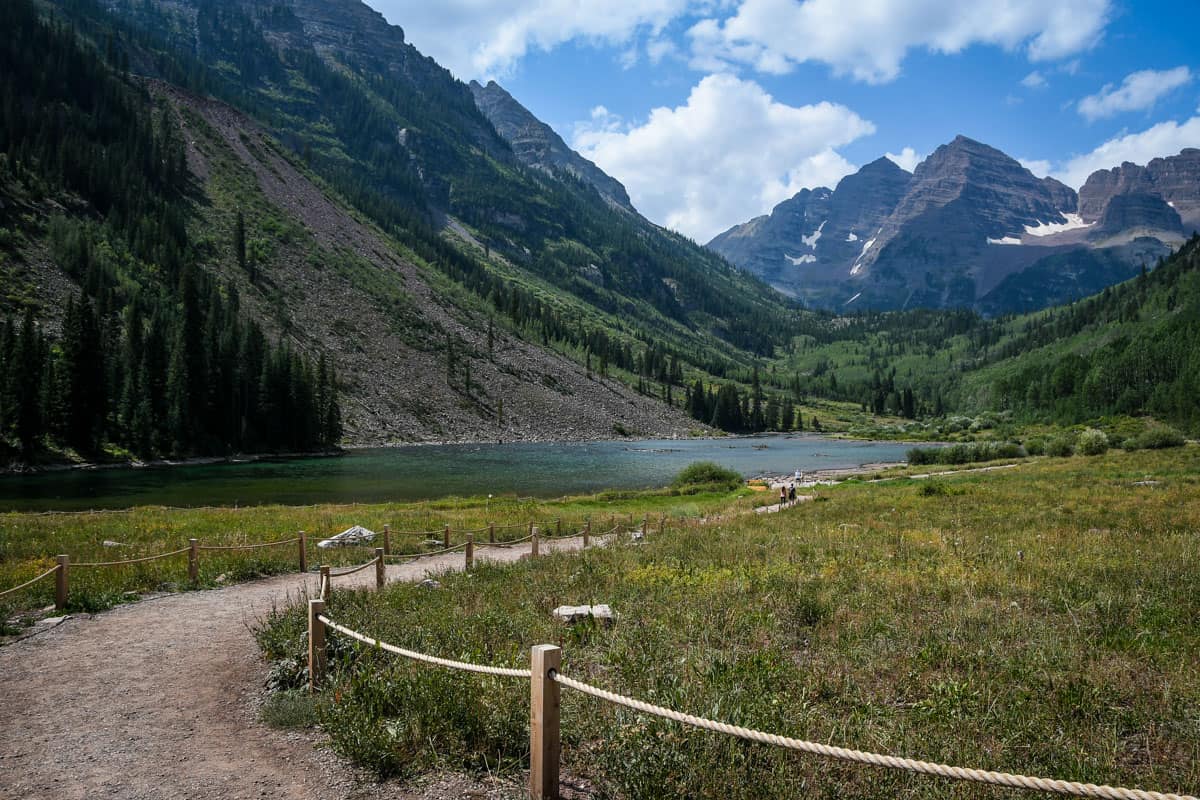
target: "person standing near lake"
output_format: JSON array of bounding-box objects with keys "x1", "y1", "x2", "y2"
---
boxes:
[{"x1": 779, "y1": 485, "x2": 787, "y2": 506}]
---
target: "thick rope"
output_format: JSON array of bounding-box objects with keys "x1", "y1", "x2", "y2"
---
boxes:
[
  {"x1": 319, "y1": 616, "x2": 530, "y2": 678},
  {"x1": 198, "y1": 537, "x2": 300, "y2": 551},
  {"x1": 73, "y1": 547, "x2": 191, "y2": 567},
  {"x1": 478, "y1": 533, "x2": 535, "y2": 549},
  {"x1": 0, "y1": 565, "x2": 60, "y2": 598},
  {"x1": 328, "y1": 557, "x2": 381, "y2": 578},
  {"x1": 550, "y1": 672, "x2": 1195, "y2": 800}
]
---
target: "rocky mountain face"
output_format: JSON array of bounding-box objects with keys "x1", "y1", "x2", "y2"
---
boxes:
[
  {"x1": 1079, "y1": 149, "x2": 1200, "y2": 234},
  {"x1": 710, "y1": 136, "x2": 1197, "y2": 313},
  {"x1": 708, "y1": 157, "x2": 911, "y2": 305},
  {"x1": 469, "y1": 80, "x2": 634, "y2": 212}
]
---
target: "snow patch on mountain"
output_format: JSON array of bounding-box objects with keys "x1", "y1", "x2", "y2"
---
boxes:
[
  {"x1": 845, "y1": 292, "x2": 862, "y2": 305},
  {"x1": 786, "y1": 253, "x2": 817, "y2": 265},
  {"x1": 849, "y1": 234, "x2": 878, "y2": 276},
  {"x1": 802, "y1": 220, "x2": 826, "y2": 249},
  {"x1": 846, "y1": 232, "x2": 858, "y2": 242},
  {"x1": 987, "y1": 236, "x2": 1022, "y2": 245},
  {"x1": 1024, "y1": 213, "x2": 1094, "y2": 237}
]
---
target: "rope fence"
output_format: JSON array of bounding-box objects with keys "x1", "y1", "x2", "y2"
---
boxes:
[
  {"x1": 0, "y1": 565, "x2": 60, "y2": 599},
  {"x1": 327, "y1": 557, "x2": 381, "y2": 578},
  {"x1": 319, "y1": 615, "x2": 530, "y2": 678},
  {"x1": 73, "y1": 547, "x2": 191, "y2": 568},
  {"x1": 306, "y1": 604, "x2": 1198, "y2": 800},
  {"x1": 197, "y1": 537, "x2": 300, "y2": 552}
]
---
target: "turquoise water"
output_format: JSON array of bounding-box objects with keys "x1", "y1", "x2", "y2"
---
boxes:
[{"x1": 0, "y1": 435, "x2": 917, "y2": 511}]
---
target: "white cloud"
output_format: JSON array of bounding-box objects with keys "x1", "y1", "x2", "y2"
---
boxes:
[
  {"x1": 885, "y1": 147, "x2": 923, "y2": 172},
  {"x1": 1077, "y1": 66, "x2": 1193, "y2": 121},
  {"x1": 1019, "y1": 157, "x2": 1053, "y2": 177},
  {"x1": 371, "y1": 0, "x2": 691, "y2": 79},
  {"x1": 1021, "y1": 70, "x2": 1048, "y2": 89},
  {"x1": 572, "y1": 74, "x2": 874, "y2": 241},
  {"x1": 687, "y1": 0, "x2": 1110, "y2": 83},
  {"x1": 1053, "y1": 114, "x2": 1200, "y2": 188}
]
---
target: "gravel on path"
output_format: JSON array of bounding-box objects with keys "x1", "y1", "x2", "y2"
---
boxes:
[{"x1": 0, "y1": 537, "x2": 594, "y2": 800}]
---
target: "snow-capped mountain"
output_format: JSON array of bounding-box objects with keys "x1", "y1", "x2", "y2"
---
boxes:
[{"x1": 708, "y1": 136, "x2": 1195, "y2": 313}]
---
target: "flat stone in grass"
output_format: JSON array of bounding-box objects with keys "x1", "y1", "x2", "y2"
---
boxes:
[{"x1": 553, "y1": 604, "x2": 614, "y2": 626}]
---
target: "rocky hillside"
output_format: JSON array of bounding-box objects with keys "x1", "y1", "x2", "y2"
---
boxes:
[
  {"x1": 162, "y1": 85, "x2": 700, "y2": 444},
  {"x1": 709, "y1": 136, "x2": 1194, "y2": 313}
]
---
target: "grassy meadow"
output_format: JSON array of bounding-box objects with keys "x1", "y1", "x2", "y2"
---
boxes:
[
  {"x1": 255, "y1": 447, "x2": 1200, "y2": 799},
  {"x1": 0, "y1": 486, "x2": 756, "y2": 620}
]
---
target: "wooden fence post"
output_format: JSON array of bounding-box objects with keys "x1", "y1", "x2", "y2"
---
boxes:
[
  {"x1": 582, "y1": 519, "x2": 590, "y2": 548},
  {"x1": 374, "y1": 547, "x2": 385, "y2": 589},
  {"x1": 383, "y1": 524, "x2": 391, "y2": 556},
  {"x1": 556, "y1": 518, "x2": 562, "y2": 537},
  {"x1": 308, "y1": 599, "x2": 326, "y2": 694},
  {"x1": 529, "y1": 644, "x2": 562, "y2": 800},
  {"x1": 188, "y1": 538, "x2": 199, "y2": 584},
  {"x1": 531, "y1": 527, "x2": 539, "y2": 558},
  {"x1": 320, "y1": 565, "x2": 331, "y2": 601},
  {"x1": 55, "y1": 554, "x2": 69, "y2": 610},
  {"x1": 443, "y1": 524, "x2": 451, "y2": 549},
  {"x1": 489, "y1": 523, "x2": 495, "y2": 544},
  {"x1": 660, "y1": 514, "x2": 666, "y2": 535},
  {"x1": 465, "y1": 534, "x2": 474, "y2": 570},
  {"x1": 529, "y1": 520, "x2": 535, "y2": 539},
  {"x1": 298, "y1": 531, "x2": 307, "y2": 573}
]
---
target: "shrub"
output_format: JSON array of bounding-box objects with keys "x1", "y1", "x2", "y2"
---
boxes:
[
  {"x1": 1126, "y1": 425, "x2": 1186, "y2": 450},
  {"x1": 1023, "y1": 438, "x2": 1046, "y2": 456},
  {"x1": 908, "y1": 442, "x2": 1025, "y2": 466},
  {"x1": 1045, "y1": 435, "x2": 1076, "y2": 457},
  {"x1": 1077, "y1": 428, "x2": 1109, "y2": 456},
  {"x1": 260, "y1": 689, "x2": 319, "y2": 729},
  {"x1": 907, "y1": 447, "x2": 939, "y2": 465},
  {"x1": 671, "y1": 461, "x2": 742, "y2": 492}
]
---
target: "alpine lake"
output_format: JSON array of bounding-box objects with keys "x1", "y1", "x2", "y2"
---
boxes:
[{"x1": 0, "y1": 435, "x2": 919, "y2": 511}]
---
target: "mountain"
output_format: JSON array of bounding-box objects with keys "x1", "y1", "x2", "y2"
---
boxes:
[
  {"x1": 469, "y1": 80, "x2": 634, "y2": 212},
  {"x1": 1079, "y1": 149, "x2": 1200, "y2": 234},
  {"x1": 709, "y1": 136, "x2": 1193, "y2": 313},
  {"x1": 708, "y1": 157, "x2": 912, "y2": 306},
  {"x1": 0, "y1": 0, "x2": 818, "y2": 460}
]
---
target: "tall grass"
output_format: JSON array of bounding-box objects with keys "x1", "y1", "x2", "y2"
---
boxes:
[{"x1": 260, "y1": 446, "x2": 1200, "y2": 798}]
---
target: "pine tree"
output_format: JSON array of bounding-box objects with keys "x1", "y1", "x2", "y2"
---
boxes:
[{"x1": 14, "y1": 308, "x2": 43, "y2": 459}]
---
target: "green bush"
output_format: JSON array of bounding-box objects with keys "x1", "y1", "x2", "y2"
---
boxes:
[
  {"x1": 1045, "y1": 435, "x2": 1076, "y2": 457},
  {"x1": 1023, "y1": 438, "x2": 1045, "y2": 456},
  {"x1": 672, "y1": 461, "x2": 742, "y2": 492},
  {"x1": 1077, "y1": 428, "x2": 1109, "y2": 456},
  {"x1": 1125, "y1": 425, "x2": 1186, "y2": 450},
  {"x1": 907, "y1": 442, "x2": 1025, "y2": 466}
]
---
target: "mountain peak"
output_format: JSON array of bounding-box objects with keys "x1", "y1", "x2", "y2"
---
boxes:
[
  {"x1": 469, "y1": 80, "x2": 634, "y2": 212},
  {"x1": 862, "y1": 155, "x2": 911, "y2": 175}
]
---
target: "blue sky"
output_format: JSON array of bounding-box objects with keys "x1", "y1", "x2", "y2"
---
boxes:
[{"x1": 369, "y1": 0, "x2": 1200, "y2": 242}]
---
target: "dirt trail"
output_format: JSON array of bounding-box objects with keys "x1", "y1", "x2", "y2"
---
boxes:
[{"x1": 0, "y1": 538, "x2": 591, "y2": 800}]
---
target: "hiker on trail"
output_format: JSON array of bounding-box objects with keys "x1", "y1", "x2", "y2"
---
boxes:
[
  {"x1": 789, "y1": 485, "x2": 796, "y2": 504},
  {"x1": 780, "y1": 486, "x2": 787, "y2": 506}
]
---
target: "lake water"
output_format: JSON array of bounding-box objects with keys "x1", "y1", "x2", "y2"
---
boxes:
[{"x1": 0, "y1": 435, "x2": 917, "y2": 511}]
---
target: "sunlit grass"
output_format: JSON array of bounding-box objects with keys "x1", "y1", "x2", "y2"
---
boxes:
[
  {"x1": 0, "y1": 487, "x2": 754, "y2": 613},
  {"x1": 258, "y1": 446, "x2": 1200, "y2": 797}
]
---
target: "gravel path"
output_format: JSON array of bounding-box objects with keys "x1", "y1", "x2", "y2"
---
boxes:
[{"x1": 0, "y1": 537, "x2": 593, "y2": 800}]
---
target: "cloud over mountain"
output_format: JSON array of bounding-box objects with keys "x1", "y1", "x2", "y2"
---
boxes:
[{"x1": 572, "y1": 73, "x2": 873, "y2": 241}]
